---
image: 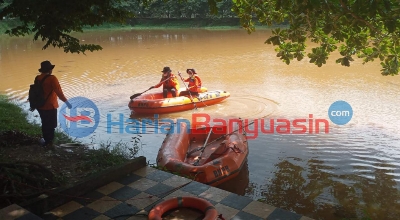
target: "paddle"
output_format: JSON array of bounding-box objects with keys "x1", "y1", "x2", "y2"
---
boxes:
[
  {"x1": 177, "y1": 71, "x2": 197, "y2": 109},
  {"x1": 130, "y1": 77, "x2": 171, "y2": 100},
  {"x1": 193, "y1": 128, "x2": 213, "y2": 166}
]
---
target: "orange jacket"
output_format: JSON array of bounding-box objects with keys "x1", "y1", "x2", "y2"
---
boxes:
[
  {"x1": 194, "y1": 75, "x2": 202, "y2": 87},
  {"x1": 184, "y1": 76, "x2": 200, "y2": 93},
  {"x1": 155, "y1": 73, "x2": 180, "y2": 91},
  {"x1": 36, "y1": 73, "x2": 68, "y2": 110}
]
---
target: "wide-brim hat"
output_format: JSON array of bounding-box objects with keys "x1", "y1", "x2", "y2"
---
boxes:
[
  {"x1": 161, "y1": 67, "x2": 171, "y2": 73},
  {"x1": 39, "y1": 60, "x2": 55, "y2": 73},
  {"x1": 186, "y1": 68, "x2": 196, "y2": 74}
]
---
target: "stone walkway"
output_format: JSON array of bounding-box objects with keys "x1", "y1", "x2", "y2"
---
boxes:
[{"x1": 1, "y1": 166, "x2": 314, "y2": 220}]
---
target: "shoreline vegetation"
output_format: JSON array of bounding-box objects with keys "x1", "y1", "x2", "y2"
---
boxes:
[
  {"x1": 0, "y1": 18, "x2": 288, "y2": 36},
  {"x1": 0, "y1": 94, "x2": 141, "y2": 209}
]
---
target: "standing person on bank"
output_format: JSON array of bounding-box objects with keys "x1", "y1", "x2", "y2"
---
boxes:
[
  {"x1": 179, "y1": 69, "x2": 201, "y2": 97},
  {"x1": 150, "y1": 67, "x2": 180, "y2": 98},
  {"x1": 36, "y1": 61, "x2": 72, "y2": 150}
]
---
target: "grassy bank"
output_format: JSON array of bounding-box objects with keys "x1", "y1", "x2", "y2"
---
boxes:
[
  {"x1": 0, "y1": 94, "x2": 141, "y2": 208},
  {"x1": 0, "y1": 94, "x2": 72, "y2": 144},
  {"x1": 0, "y1": 93, "x2": 139, "y2": 166}
]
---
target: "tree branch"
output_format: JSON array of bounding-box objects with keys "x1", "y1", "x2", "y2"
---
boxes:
[{"x1": 339, "y1": 0, "x2": 379, "y2": 34}]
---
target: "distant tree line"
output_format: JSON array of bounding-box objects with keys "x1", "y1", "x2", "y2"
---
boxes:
[
  {"x1": 0, "y1": 0, "x2": 235, "y2": 20},
  {"x1": 116, "y1": 0, "x2": 236, "y2": 19}
]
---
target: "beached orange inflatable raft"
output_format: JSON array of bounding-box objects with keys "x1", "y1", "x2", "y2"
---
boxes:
[
  {"x1": 156, "y1": 122, "x2": 249, "y2": 186},
  {"x1": 128, "y1": 87, "x2": 230, "y2": 114}
]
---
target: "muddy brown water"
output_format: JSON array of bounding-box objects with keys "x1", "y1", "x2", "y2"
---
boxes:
[{"x1": 1, "y1": 29, "x2": 400, "y2": 220}]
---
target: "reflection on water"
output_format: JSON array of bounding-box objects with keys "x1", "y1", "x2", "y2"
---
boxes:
[
  {"x1": 1, "y1": 29, "x2": 400, "y2": 220},
  {"x1": 217, "y1": 161, "x2": 250, "y2": 196},
  {"x1": 253, "y1": 158, "x2": 400, "y2": 220}
]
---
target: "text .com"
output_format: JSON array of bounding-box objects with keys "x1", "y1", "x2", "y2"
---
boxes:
[
  {"x1": 106, "y1": 113, "x2": 330, "y2": 140},
  {"x1": 330, "y1": 110, "x2": 351, "y2": 117}
]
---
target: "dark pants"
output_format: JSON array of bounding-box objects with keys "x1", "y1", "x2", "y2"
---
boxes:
[
  {"x1": 180, "y1": 90, "x2": 199, "y2": 97},
  {"x1": 163, "y1": 87, "x2": 177, "y2": 98},
  {"x1": 38, "y1": 109, "x2": 57, "y2": 145}
]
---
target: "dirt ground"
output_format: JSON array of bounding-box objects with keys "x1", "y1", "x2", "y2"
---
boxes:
[
  {"x1": 1, "y1": 143, "x2": 91, "y2": 183},
  {"x1": 0, "y1": 136, "x2": 99, "y2": 209}
]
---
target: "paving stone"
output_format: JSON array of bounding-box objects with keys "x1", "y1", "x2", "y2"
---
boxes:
[
  {"x1": 127, "y1": 178, "x2": 158, "y2": 191},
  {"x1": 242, "y1": 200, "x2": 276, "y2": 218},
  {"x1": 40, "y1": 212, "x2": 59, "y2": 220},
  {"x1": 86, "y1": 196, "x2": 121, "y2": 213},
  {"x1": 14, "y1": 212, "x2": 43, "y2": 220},
  {"x1": 92, "y1": 215, "x2": 111, "y2": 220},
  {"x1": 144, "y1": 183, "x2": 175, "y2": 197},
  {"x1": 96, "y1": 182, "x2": 124, "y2": 195},
  {"x1": 134, "y1": 166, "x2": 157, "y2": 177},
  {"x1": 16, "y1": 165, "x2": 315, "y2": 220},
  {"x1": 162, "y1": 175, "x2": 192, "y2": 187},
  {"x1": 214, "y1": 203, "x2": 240, "y2": 219},
  {"x1": 49, "y1": 201, "x2": 83, "y2": 217},
  {"x1": 0, "y1": 204, "x2": 29, "y2": 220},
  {"x1": 180, "y1": 181, "x2": 210, "y2": 195},
  {"x1": 103, "y1": 203, "x2": 140, "y2": 220},
  {"x1": 116, "y1": 173, "x2": 142, "y2": 185},
  {"x1": 199, "y1": 187, "x2": 231, "y2": 202},
  {"x1": 62, "y1": 207, "x2": 101, "y2": 220},
  {"x1": 145, "y1": 170, "x2": 174, "y2": 182},
  {"x1": 74, "y1": 191, "x2": 105, "y2": 206},
  {"x1": 125, "y1": 192, "x2": 160, "y2": 210},
  {"x1": 232, "y1": 211, "x2": 264, "y2": 220},
  {"x1": 162, "y1": 189, "x2": 197, "y2": 200},
  {"x1": 220, "y1": 193, "x2": 253, "y2": 210},
  {"x1": 266, "y1": 208, "x2": 302, "y2": 220},
  {"x1": 108, "y1": 186, "x2": 141, "y2": 201}
]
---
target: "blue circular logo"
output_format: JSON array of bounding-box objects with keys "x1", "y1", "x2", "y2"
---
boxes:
[
  {"x1": 328, "y1": 100, "x2": 353, "y2": 125},
  {"x1": 59, "y1": 96, "x2": 100, "y2": 138}
]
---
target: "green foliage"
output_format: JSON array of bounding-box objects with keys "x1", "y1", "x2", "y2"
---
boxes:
[
  {"x1": 0, "y1": 95, "x2": 41, "y2": 136},
  {"x1": 0, "y1": 0, "x2": 134, "y2": 54},
  {"x1": 0, "y1": 0, "x2": 233, "y2": 54},
  {"x1": 232, "y1": 0, "x2": 400, "y2": 76},
  {"x1": 0, "y1": 94, "x2": 74, "y2": 144},
  {"x1": 82, "y1": 137, "x2": 142, "y2": 175}
]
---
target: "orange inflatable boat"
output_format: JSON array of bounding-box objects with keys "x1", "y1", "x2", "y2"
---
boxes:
[
  {"x1": 128, "y1": 87, "x2": 230, "y2": 114},
  {"x1": 156, "y1": 122, "x2": 249, "y2": 186}
]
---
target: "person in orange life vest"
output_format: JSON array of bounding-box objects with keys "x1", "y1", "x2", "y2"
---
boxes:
[
  {"x1": 36, "y1": 61, "x2": 72, "y2": 150},
  {"x1": 179, "y1": 69, "x2": 201, "y2": 97},
  {"x1": 150, "y1": 67, "x2": 180, "y2": 98}
]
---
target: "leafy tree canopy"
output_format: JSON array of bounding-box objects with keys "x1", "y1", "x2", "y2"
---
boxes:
[
  {"x1": 232, "y1": 0, "x2": 400, "y2": 76},
  {"x1": 0, "y1": 0, "x2": 137, "y2": 53},
  {"x1": 1, "y1": 0, "x2": 399, "y2": 75}
]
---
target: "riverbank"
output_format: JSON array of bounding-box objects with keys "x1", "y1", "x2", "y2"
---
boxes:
[
  {"x1": 0, "y1": 18, "x2": 287, "y2": 35},
  {"x1": 0, "y1": 94, "x2": 141, "y2": 209}
]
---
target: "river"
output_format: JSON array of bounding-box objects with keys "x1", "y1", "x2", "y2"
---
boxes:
[{"x1": 1, "y1": 28, "x2": 399, "y2": 220}]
